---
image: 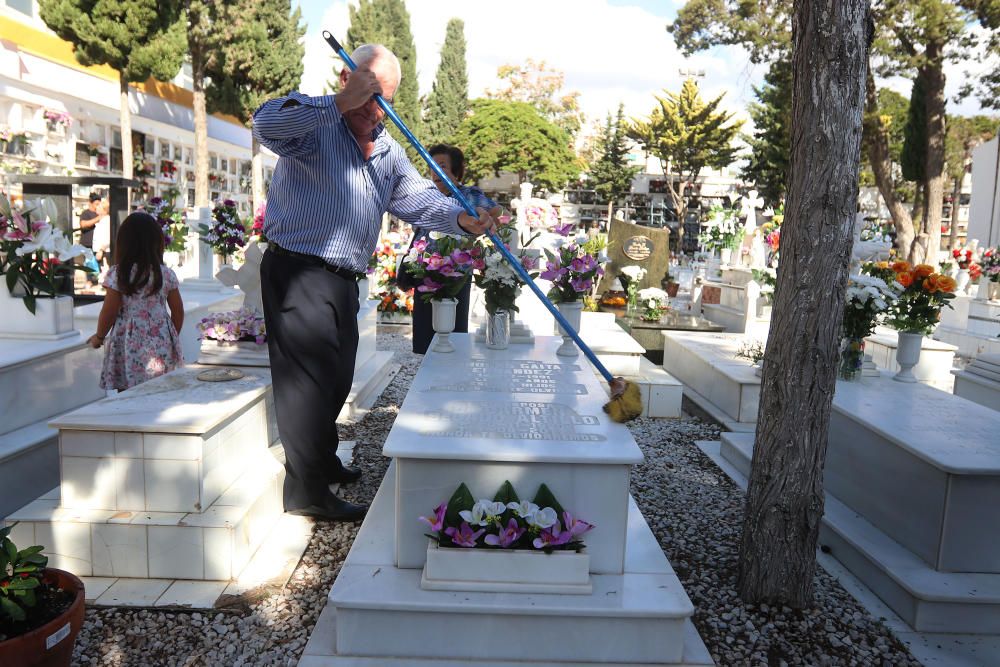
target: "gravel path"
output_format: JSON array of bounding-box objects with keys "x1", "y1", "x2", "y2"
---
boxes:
[{"x1": 71, "y1": 331, "x2": 919, "y2": 666}]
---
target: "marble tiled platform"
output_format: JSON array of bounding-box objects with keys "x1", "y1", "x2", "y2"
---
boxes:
[
  {"x1": 952, "y1": 353, "x2": 1000, "y2": 411},
  {"x1": 0, "y1": 334, "x2": 104, "y2": 517},
  {"x1": 864, "y1": 328, "x2": 956, "y2": 390},
  {"x1": 661, "y1": 331, "x2": 761, "y2": 430},
  {"x1": 311, "y1": 334, "x2": 707, "y2": 665},
  {"x1": 714, "y1": 371, "x2": 1000, "y2": 634}
]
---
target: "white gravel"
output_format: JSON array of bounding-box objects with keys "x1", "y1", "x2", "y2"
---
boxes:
[{"x1": 71, "y1": 331, "x2": 918, "y2": 666}]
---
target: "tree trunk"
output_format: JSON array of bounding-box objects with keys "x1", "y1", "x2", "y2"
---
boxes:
[
  {"x1": 922, "y1": 55, "x2": 947, "y2": 267},
  {"x1": 738, "y1": 0, "x2": 870, "y2": 607},
  {"x1": 252, "y1": 135, "x2": 265, "y2": 214},
  {"x1": 119, "y1": 75, "x2": 134, "y2": 183},
  {"x1": 192, "y1": 45, "x2": 209, "y2": 209},
  {"x1": 863, "y1": 72, "x2": 915, "y2": 259},
  {"x1": 948, "y1": 175, "x2": 962, "y2": 250}
]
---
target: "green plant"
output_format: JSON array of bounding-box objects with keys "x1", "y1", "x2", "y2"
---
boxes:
[{"x1": 0, "y1": 523, "x2": 47, "y2": 623}]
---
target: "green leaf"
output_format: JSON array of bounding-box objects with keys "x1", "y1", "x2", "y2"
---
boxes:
[
  {"x1": 443, "y1": 482, "x2": 475, "y2": 530},
  {"x1": 4, "y1": 540, "x2": 16, "y2": 563},
  {"x1": 23, "y1": 292, "x2": 36, "y2": 315},
  {"x1": 0, "y1": 596, "x2": 26, "y2": 622},
  {"x1": 0, "y1": 524, "x2": 11, "y2": 540},
  {"x1": 531, "y1": 483, "x2": 567, "y2": 520},
  {"x1": 6, "y1": 577, "x2": 40, "y2": 591},
  {"x1": 492, "y1": 480, "x2": 519, "y2": 506},
  {"x1": 5, "y1": 269, "x2": 18, "y2": 294},
  {"x1": 17, "y1": 545, "x2": 44, "y2": 558}
]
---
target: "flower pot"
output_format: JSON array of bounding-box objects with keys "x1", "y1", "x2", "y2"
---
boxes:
[
  {"x1": 485, "y1": 308, "x2": 510, "y2": 350},
  {"x1": 88, "y1": 156, "x2": 97, "y2": 169},
  {"x1": 838, "y1": 336, "x2": 865, "y2": 382},
  {"x1": 421, "y1": 539, "x2": 591, "y2": 595},
  {"x1": 720, "y1": 247, "x2": 733, "y2": 265},
  {"x1": 555, "y1": 300, "x2": 583, "y2": 357},
  {"x1": 665, "y1": 281, "x2": 679, "y2": 298},
  {"x1": 0, "y1": 568, "x2": 86, "y2": 667},
  {"x1": 0, "y1": 290, "x2": 76, "y2": 340},
  {"x1": 955, "y1": 268, "x2": 970, "y2": 293},
  {"x1": 893, "y1": 331, "x2": 923, "y2": 383},
  {"x1": 431, "y1": 298, "x2": 457, "y2": 353},
  {"x1": 197, "y1": 339, "x2": 269, "y2": 367}
]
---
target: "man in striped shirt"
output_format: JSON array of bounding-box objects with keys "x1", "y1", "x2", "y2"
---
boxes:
[{"x1": 253, "y1": 44, "x2": 497, "y2": 522}]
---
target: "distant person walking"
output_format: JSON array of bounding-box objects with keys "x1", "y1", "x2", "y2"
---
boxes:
[
  {"x1": 79, "y1": 192, "x2": 102, "y2": 286},
  {"x1": 88, "y1": 212, "x2": 184, "y2": 392}
]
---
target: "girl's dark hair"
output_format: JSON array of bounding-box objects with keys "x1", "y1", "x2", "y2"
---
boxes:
[
  {"x1": 428, "y1": 144, "x2": 465, "y2": 182},
  {"x1": 114, "y1": 212, "x2": 164, "y2": 296}
]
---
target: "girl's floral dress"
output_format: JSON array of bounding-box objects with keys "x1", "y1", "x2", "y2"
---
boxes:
[{"x1": 100, "y1": 265, "x2": 184, "y2": 391}]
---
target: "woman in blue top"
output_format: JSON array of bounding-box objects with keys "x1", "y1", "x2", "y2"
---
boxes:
[{"x1": 409, "y1": 144, "x2": 502, "y2": 354}]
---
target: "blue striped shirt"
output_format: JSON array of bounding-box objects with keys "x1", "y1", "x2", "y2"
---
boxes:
[
  {"x1": 413, "y1": 186, "x2": 497, "y2": 243},
  {"x1": 252, "y1": 91, "x2": 466, "y2": 272}
]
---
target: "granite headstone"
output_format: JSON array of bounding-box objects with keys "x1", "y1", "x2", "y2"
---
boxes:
[{"x1": 599, "y1": 217, "x2": 671, "y2": 292}]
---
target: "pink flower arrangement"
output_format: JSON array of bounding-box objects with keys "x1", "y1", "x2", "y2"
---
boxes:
[
  {"x1": 540, "y1": 225, "x2": 605, "y2": 303},
  {"x1": 419, "y1": 481, "x2": 593, "y2": 552},
  {"x1": 251, "y1": 199, "x2": 267, "y2": 243},
  {"x1": 197, "y1": 307, "x2": 266, "y2": 344},
  {"x1": 401, "y1": 231, "x2": 478, "y2": 302},
  {"x1": 43, "y1": 110, "x2": 72, "y2": 127},
  {"x1": 981, "y1": 247, "x2": 1000, "y2": 283}
]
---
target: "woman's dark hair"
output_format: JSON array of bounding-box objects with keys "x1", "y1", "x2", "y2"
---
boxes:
[
  {"x1": 428, "y1": 144, "x2": 465, "y2": 182},
  {"x1": 114, "y1": 212, "x2": 164, "y2": 296}
]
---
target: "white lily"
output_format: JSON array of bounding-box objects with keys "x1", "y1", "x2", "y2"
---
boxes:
[
  {"x1": 460, "y1": 499, "x2": 506, "y2": 526},
  {"x1": 507, "y1": 500, "x2": 539, "y2": 519},
  {"x1": 14, "y1": 224, "x2": 59, "y2": 256}
]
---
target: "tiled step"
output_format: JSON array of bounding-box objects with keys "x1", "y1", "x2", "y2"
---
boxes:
[{"x1": 0, "y1": 419, "x2": 59, "y2": 518}]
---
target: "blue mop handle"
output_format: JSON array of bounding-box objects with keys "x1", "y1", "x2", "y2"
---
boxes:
[{"x1": 323, "y1": 32, "x2": 616, "y2": 384}]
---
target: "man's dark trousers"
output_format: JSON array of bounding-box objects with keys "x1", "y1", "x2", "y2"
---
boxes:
[{"x1": 260, "y1": 249, "x2": 358, "y2": 511}]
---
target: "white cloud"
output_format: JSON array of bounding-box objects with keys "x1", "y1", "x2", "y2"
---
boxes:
[{"x1": 300, "y1": 0, "x2": 761, "y2": 125}]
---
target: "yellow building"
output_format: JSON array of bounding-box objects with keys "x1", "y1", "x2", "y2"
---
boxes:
[{"x1": 0, "y1": 0, "x2": 274, "y2": 217}]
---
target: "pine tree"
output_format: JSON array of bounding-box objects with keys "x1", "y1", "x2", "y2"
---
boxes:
[
  {"x1": 627, "y1": 79, "x2": 742, "y2": 217},
  {"x1": 423, "y1": 18, "x2": 468, "y2": 146},
  {"x1": 206, "y1": 0, "x2": 305, "y2": 211},
  {"x1": 345, "y1": 0, "x2": 422, "y2": 160},
  {"x1": 742, "y1": 57, "x2": 792, "y2": 207},
  {"x1": 587, "y1": 104, "x2": 639, "y2": 209},
  {"x1": 38, "y1": 0, "x2": 185, "y2": 181}
]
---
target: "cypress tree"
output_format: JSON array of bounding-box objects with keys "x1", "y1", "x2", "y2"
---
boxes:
[
  {"x1": 901, "y1": 72, "x2": 928, "y2": 183},
  {"x1": 588, "y1": 104, "x2": 639, "y2": 208},
  {"x1": 38, "y1": 0, "x2": 185, "y2": 181},
  {"x1": 742, "y1": 57, "x2": 792, "y2": 207},
  {"x1": 424, "y1": 18, "x2": 469, "y2": 146},
  {"x1": 206, "y1": 0, "x2": 305, "y2": 210}
]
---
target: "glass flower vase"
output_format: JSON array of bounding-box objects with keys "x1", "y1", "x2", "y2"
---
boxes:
[{"x1": 838, "y1": 336, "x2": 865, "y2": 382}]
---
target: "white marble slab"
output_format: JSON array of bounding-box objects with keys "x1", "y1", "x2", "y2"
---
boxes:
[
  {"x1": 50, "y1": 366, "x2": 271, "y2": 434},
  {"x1": 662, "y1": 331, "x2": 761, "y2": 424}
]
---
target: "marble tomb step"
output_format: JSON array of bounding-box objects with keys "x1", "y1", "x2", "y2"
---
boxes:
[
  {"x1": 951, "y1": 353, "x2": 1000, "y2": 412},
  {"x1": 661, "y1": 331, "x2": 760, "y2": 430},
  {"x1": 717, "y1": 432, "x2": 1000, "y2": 634},
  {"x1": 0, "y1": 420, "x2": 59, "y2": 519},
  {"x1": 305, "y1": 462, "x2": 712, "y2": 666}
]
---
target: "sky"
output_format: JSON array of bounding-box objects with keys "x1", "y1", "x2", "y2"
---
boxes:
[{"x1": 290, "y1": 0, "x2": 993, "y2": 137}]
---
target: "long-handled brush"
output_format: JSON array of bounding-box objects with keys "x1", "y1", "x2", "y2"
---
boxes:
[{"x1": 323, "y1": 32, "x2": 642, "y2": 423}]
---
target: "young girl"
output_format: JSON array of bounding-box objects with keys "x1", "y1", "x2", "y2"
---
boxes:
[{"x1": 88, "y1": 211, "x2": 184, "y2": 391}]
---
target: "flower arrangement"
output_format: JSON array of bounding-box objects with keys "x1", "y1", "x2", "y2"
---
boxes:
[
  {"x1": 473, "y1": 239, "x2": 538, "y2": 315},
  {"x1": 160, "y1": 159, "x2": 177, "y2": 180},
  {"x1": 420, "y1": 481, "x2": 593, "y2": 552},
  {"x1": 96, "y1": 153, "x2": 108, "y2": 169},
  {"x1": 522, "y1": 204, "x2": 560, "y2": 230},
  {"x1": 882, "y1": 261, "x2": 957, "y2": 334},
  {"x1": 200, "y1": 199, "x2": 247, "y2": 260},
  {"x1": 197, "y1": 307, "x2": 266, "y2": 344},
  {"x1": 982, "y1": 247, "x2": 1000, "y2": 283},
  {"x1": 401, "y1": 231, "x2": 478, "y2": 302},
  {"x1": 85, "y1": 143, "x2": 101, "y2": 157},
  {"x1": 637, "y1": 287, "x2": 669, "y2": 321},
  {"x1": 368, "y1": 238, "x2": 414, "y2": 316},
  {"x1": 251, "y1": 199, "x2": 267, "y2": 243},
  {"x1": 839, "y1": 272, "x2": 900, "y2": 379},
  {"x1": 952, "y1": 246, "x2": 977, "y2": 270},
  {"x1": 145, "y1": 194, "x2": 189, "y2": 253},
  {"x1": 699, "y1": 205, "x2": 743, "y2": 252},
  {"x1": 735, "y1": 339, "x2": 765, "y2": 365},
  {"x1": 0, "y1": 193, "x2": 92, "y2": 313},
  {"x1": 540, "y1": 226, "x2": 605, "y2": 303},
  {"x1": 43, "y1": 109, "x2": 72, "y2": 129},
  {"x1": 376, "y1": 289, "x2": 413, "y2": 315}
]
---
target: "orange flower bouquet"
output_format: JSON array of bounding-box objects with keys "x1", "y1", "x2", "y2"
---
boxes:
[{"x1": 884, "y1": 261, "x2": 957, "y2": 334}]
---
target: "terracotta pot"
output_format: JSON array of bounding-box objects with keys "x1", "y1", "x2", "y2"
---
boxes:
[
  {"x1": 665, "y1": 281, "x2": 679, "y2": 298},
  {"x1": 0, "y1": 569, "x2": 85, "y2": 667}
]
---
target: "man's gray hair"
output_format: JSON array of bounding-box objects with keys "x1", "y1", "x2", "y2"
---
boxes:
[{"x1": 351, "y1": 44, "x2": 401, "y2": 84}]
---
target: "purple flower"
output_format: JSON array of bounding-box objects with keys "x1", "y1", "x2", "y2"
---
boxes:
[
  {"x1": 553, "y1": 222, "x2": 574, "y2": 237},
  {"x1": 562, "y1": 511, "x2": 594, "y2": 539},
  {"x1": 425, "y1": 253, "x2": 446, "y2": 271},
  {"x1": 445, "y1": 522, "x2": 485, "y2": 547},
  {"x1": 540, "y1": 261, "x2": 566, "y2": 281},
  {"x1": 418, "y1": 502, "x2": 447, "y2": 532},
  {"x1": 532, "y1": 524, "x2": 572, "y2": 549},
  {"x1": 451, "y1": 249, "x2": 473, "y2": 265},
  {"x1": 417, "y1": 278, "x2": 443, "y2": 293},
  {"x1": 484, "y1": 518, "x2": 526, "y2": 548},
  {"x1": 570, "y1": 277, "x2": 592, "y2": 292},
  {"x1": 413, "y1": 239, "x2": 428, "y2": 253},
  {"x1": 521, "y1": 256, "x2": 538, "y2": 271},
  {"x1": 223, "y1": 199, "x2": 236, "y2": 207},
  {"x1": 472, "y1": 258, "x2": 486, "y2": 271}
]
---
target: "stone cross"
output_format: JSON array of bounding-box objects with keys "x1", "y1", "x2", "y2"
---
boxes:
[{"x1": 216, "y1": 242, "x2": 264, "y2": 314}]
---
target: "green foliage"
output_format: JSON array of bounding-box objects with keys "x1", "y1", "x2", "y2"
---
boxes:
[
  {"x1": 346, "y1": 0, "x2": 422, "y2": 161},
  {"x1": 588, "y1": 104, "x2": 640, "y2": 206},
  {"x1": 669, "y1": 0, "x2": 791, "y2": 64},
  {"x1": 205, "y1": 0, "x2": 305, "y2": 124},
  {"x1": 486, "y1": 59, "x2": 585, "y2": 139},
  {"x1": 531, "y1": 484, "x2": 566, "y2": 521},
  {"x1": 627, "y1": 79, "x2": 742, "y2": 211},
  {"x1": 38, "y1": 0, "x2": 185, "y2": 84},
  {"x1": 443, "y1": 483, "x2": 475, "y2": 536},
  {"x1": 742, "y1": 57, "x2": 792, "y2": 207},
  {"x1": 945, "y1": 114, "x2": 1000, "y2": 182},
  {"x1": 0, "y1": 523, "x2": 48, "y2": 623},
  {"x1": 901, "y1": 73, "x2": 928, "y2": 183},
  {"x1": 452, "y1": 99, "x2": 580, "y2": 191},
  {"x1": 423, "y1": 18, "x2": 468, "y2": 146}
]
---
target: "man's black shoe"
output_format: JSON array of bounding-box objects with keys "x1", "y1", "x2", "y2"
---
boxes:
[
  {"x1": 329, "y1": 465, "x2": 362, "y2": 485},
  {"x1": 287, "y1": 496, "x2": 367, "y2": 522}
]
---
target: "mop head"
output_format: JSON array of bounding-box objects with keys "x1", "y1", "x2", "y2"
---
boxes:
[{"x1": 604, "y1": 377, "x2": 643, "y2": 423}]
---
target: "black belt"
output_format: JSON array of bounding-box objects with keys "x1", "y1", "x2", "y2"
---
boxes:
[{"x1": 267, "y1": 242, "x2": 362, "y2": 281}]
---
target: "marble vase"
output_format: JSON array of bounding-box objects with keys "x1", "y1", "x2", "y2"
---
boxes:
[
  {"x1": 955, "y1": 269, "x2": 970, "y2": 294},
  {"x1": 555, "y1": 300, "x2": 583, "y2": 357},
  {"x1": 431, "y1": 298, "x2": 457, "y2": 353},
  {"x1": 893, "y1": 331, "x2": 923, "y2": 383},
  {"x1": 720, "y1": 247, "x2": 734, "y2": 266}
]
